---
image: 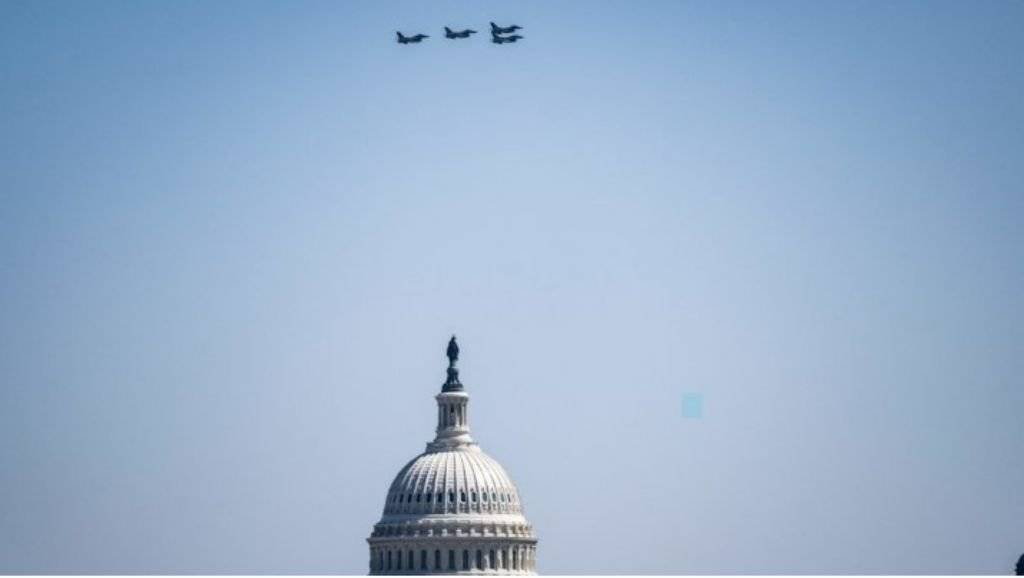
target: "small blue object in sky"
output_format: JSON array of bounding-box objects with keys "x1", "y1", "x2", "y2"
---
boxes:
[{"x1": 681, "y1": 392, "x2": 704, "y2": 419}]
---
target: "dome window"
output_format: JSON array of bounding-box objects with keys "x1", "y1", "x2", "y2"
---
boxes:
[
  {"x1": 460, "y1": 490, "x2": 466, "y2": 503},
  {"x1": 471, "y1": 490, "x2": 477, "y2": 502},
  {"x1": 448, "y1": 490, "x2": 454, "y2": 503}
]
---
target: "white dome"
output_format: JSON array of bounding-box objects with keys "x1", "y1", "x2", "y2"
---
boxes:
[
  {"x1": 367, "y1": 338, "x2": 537, "y2": 575},
  {"x1": 382, "y1": 448, "x2": 525, "y2": 518}
]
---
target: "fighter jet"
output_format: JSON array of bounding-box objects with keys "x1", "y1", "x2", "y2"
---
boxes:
[
  {"x1": 490, "y1": 21, "x2": 522, "y2": 34},
  {"x1": 396, "y1": 32, "x2": 429, "y2": 44},
  {"x1": 491, "y1": 33, "x2": 523, "y2": 44},
  {"x1": 444, "y1": 27, "x2": 477, "y2": 39}
]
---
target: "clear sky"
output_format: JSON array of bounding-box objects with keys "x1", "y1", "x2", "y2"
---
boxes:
[{"x1": 1, "y1": 0, "x2": 1022, "y2": 574}]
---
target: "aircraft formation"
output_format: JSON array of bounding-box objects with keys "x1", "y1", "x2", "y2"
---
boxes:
[{"x1": 396, "y1": 22, "x2": 524, "y2": 45}]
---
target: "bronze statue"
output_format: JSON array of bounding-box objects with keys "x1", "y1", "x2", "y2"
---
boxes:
[
  {"x1": 446, "y1": 335, "x2": 459, "y2": 366},
  {"x1": 442, "y1": 335, "x2": 463, "y2": 391}
]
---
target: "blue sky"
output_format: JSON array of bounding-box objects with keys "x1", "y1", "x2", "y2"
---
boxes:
[{"x1": 1, "y1": 0, "x2": 1022, "y2": 574}]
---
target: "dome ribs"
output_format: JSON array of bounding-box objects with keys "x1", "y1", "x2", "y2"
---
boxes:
[
  {"x1": 468, "y1": 454, "x2": 483, "y2": 513},
  {"x1": 441, "y1": 450, "x2": 450, "y2": 513},
  {"x1": 457, "y1": 449, "x2": 469, "y2": 513}
]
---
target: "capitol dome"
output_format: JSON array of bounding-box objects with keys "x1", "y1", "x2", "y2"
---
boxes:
[
  {"x1": 383, "y1": 450, "x2": 526, "y2": 518},
  {"x1": 367, "y1": 337, "x2": 538, "y2": 575}
]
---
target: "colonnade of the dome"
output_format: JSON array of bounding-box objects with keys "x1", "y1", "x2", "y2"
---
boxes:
[{"x1": 370, "y1": 542, "x2": 537, "y2": 575}]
